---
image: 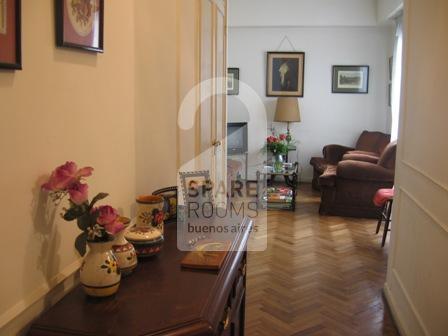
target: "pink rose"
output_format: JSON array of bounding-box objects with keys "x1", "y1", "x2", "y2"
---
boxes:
[
  {"x1": 104, "y1": 219, "x2": 124, "y2": 235},
  {"x1": 279, "y1": 134, "x2": 286, "y2": 141},
  {"x1": 42, "y1": 161, "x2": 77, "y2": 191},
  {"x1": 41, "y1": 161, "x2": 94, "y2": 191},
  {"x1": 68, "y1": 182, "x2": 89, "y2": 205},
  {"x1": 96, "y1": 205, "x2": 118, "y2": 225},
  {"x1": 95, "y1": 205, "x2": 124, "y2": 234}
]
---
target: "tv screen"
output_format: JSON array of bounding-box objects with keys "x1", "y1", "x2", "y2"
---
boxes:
[{"x1": 227, "y1": 123, "x2": 248, "y2": 154}]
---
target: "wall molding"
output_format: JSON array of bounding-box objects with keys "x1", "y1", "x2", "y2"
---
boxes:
[
  {"x1": 0, "y1": 259, "x2": 81, "y2": 334},
  {"x1": 401, "y1": 160, "x2": 448, "y2": 193},
  {"x1": 384, "y1": 269, "x2": 429, "y2": 336},
  {"x1": 399, "y1": 187, "x2": 448, "y2": 234}
]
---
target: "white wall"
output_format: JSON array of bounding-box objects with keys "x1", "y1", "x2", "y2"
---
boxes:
[
  {"x1": 377, "y1": 0, "x2": 403, "y2": 23},
  {"x1": 384, "y1": 0, "x2": 448, "y2": 334},
  {"x1": 229, "y1": 0, "x2": 378, "y2": 27},
  {"x1": 228, "y1": 26, "x2": 394, "y2": 180}
]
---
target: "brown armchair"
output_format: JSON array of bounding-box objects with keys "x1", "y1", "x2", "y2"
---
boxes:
[
  {"x1": 318, "y1": 142, "x2": 397, "y2": 218},
  {"x1": 310, "y1": 130, "x2": 391, "y2": 190}
]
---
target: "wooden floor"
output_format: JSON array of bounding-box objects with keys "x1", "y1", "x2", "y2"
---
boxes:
[{"x1": 245, "y1": 184, "x2": 399, "y2": 336}]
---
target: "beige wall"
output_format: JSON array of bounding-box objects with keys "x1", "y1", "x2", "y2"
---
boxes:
[
  {"x1": 0, "y1": 0, "x2": 136, "y2": 333},
  {"x1": 384, "y1": 0, "x2": 448, "y2": 335},
  {"x1": 135, "y1": 0, "x2": 179, "y2": 194}
]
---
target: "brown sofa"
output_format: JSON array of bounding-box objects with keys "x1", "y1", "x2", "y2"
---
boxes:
[
  {"x1": 318, "y1": 142, "x2": 397, "y2": 218},
  {"x1": 310, "y1": 131, "x2": 391, "y2": 190}
]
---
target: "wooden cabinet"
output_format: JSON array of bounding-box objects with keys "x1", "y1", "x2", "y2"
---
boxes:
[{"x1": 28, "y1": 217, "x2": 251, "y2": 336}]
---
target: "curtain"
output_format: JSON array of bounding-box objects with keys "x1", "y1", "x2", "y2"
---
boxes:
[{"x1": 391, "y1": 16, "x2": 403, "y2": 141}]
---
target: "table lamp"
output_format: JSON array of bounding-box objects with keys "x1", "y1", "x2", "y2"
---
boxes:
[{"x1": 274, "y1": 97, "x2": 301, "y2": 143}]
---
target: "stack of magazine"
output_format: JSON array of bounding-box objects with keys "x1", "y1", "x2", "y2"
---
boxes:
[{"x1": 262, "y1": 186, "x2": 294, "y2": 209}]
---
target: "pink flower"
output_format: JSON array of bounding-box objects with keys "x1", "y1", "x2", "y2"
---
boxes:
[
  {"x1": 96, "y1": 205, "x2": 118, "y2": 225},
  {"x1": 104, "y1": 219, "x2": 125, "y2": 235},
  {"x1": 41, "y1": 161, "x2": 94, "y2": 191},
  {"x1": 68, "y1": 182, "x2": 89, "y2": 205},
  {"x1": 279, "y1": 134, "x2": 287, "y2": 141},
  {"x1": 267, "y1": 136, "x2": 277, "y2": 144},
  {"x1": 95, "y1": 205, "x2": 124, "y2": 234}
]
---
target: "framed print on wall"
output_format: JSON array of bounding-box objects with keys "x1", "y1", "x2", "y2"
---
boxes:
[
  {"x1": 267, "y1": 52, "x2": 305, "y2": 97},
  {"x1": 332, "y1": 65, "x2": 369, "y2": 94},
  {"x1": 0, "y1": 0, "x2": 21, "y2": 70},
  {"x1": 227, "y1": 68, "x2": 240, "y2": 95},
  {"x1": 56, "y1": 0, "x2": 104, "y2": 53}
]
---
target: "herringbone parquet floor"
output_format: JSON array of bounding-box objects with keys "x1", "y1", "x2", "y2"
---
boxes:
[{"x1": 245, "y1": 184, "x2": 399, "y2": 336}]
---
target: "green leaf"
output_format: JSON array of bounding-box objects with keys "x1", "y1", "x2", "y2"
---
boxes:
[
  {"x1": 63, "y1": 205, "x2": 88, "y2": 221},
  {"x1": 74, "y1": 232, "x2": 87, "y2": 257},
  {"x1": 89, "y1": 192, "x2": 109, "y2": 209},
  {"x1": 77, "y1": 214, "x2": 94, "y2": 231}
]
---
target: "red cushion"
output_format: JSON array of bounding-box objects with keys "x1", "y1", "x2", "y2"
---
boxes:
[{"x1": 373, "y1": 188, "x2": 394, "y2": 207}]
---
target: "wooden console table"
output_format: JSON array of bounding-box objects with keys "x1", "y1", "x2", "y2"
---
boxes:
[{"x1": 28, "y1": 217, "x2": 252, "y2": 336}]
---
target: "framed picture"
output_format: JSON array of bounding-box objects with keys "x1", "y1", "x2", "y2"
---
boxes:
[
  {"x1": 267, "y1": 52, "x2": 305, "y2": 97},
  {"x1": 55, "y1": 0, "x2": 104, "y2": 53},
  {"x1": 388, "y1": 83, "x2": 392, "y2": 107},
  {"x1": 227, "y1": 68, "x2": 239, "y2": 95},
  {"x1": 179, "y1": 171, "x2": 214, "y2": 205},
  {"x1": 332, "y1": 65, "x2": 369, "y2": 94},
  {"x1": 389, "y1": 56, "x2": 393, "y2": 81},
  {"x1": 0, "y1": 0, "x2": 21, "y2": 70}
]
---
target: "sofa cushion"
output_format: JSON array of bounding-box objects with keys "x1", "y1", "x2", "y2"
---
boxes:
[
  {"x1": 337, "y1": 160, "x2": 395, "y2": 182},
  {"x1": 378, "y1": 141, "x2": 397, "y2": 170},
  {"x1": 343, "y1": 152, "x2": 379, "y2": 164},
  {"x1": 355, "y1": 131, "x2": 391, "y2": 154},
  {"x1": 310, "y1": 157, "x2": 328, "y2": 174}
]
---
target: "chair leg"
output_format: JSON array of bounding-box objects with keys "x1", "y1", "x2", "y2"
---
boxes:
[
  {"x1": 382, "y1": 200, "x2": 393, "y2": 247},
  {"x1": 376, "y1": 205, "x2": 385, "y2": 234}
]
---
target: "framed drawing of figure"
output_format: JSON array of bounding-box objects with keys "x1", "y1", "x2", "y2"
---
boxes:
[
  {"x1": 267, "y1": 52, "x2": 305, "y2": 97},
  {"x1": 56, "y1": 0, "x2": 104, "y2": 53},
  {"x1": 0, "y1": 0, "x2": 21, "y2": 70}
]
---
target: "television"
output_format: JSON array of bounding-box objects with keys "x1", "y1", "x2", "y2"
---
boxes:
[{"x1": 227, "y1": 122, "x2": 248, "y2": 155}]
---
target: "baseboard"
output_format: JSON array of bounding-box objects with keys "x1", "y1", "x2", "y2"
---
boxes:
[
  {"x1": 383, "y1": 270, "x2": 429, "y2": 336},
  {"x1": 0, "y1": 260, "x2": 81, "y2": 336}
]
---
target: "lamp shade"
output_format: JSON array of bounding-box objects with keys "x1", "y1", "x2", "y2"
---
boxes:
[{"x1": 274, "y1": 97, "x2": 301, "y2": 123}]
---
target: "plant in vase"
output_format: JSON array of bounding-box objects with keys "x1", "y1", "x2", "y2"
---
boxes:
[
  {"x1": 265, "y1": 134, "x2": 289, "y2": 172},
  {"x1": 41, "y1": 161, "x2": 124, "y2": 297}
]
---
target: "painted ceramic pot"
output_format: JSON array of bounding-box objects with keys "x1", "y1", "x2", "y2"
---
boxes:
[
  {"x1": 125, "y1": 220, "x2": 164, "y2": 258},
  {"x1": 136, "y1": 195, "x2": 165, "y2": 234},
  {"x1": 112, "y1": 217, "x2": 138, "y2": 276},
  {"x1": 80, "y1": 240, "x2": 121, "y2": 297},
  {"x1": 152, "y1": 187, "x2": 178, "y2": 223}
]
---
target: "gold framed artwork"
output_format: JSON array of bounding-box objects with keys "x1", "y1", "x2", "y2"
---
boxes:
[{"x1": 267, "y1": 52, "x2": 305, "y2": 97}]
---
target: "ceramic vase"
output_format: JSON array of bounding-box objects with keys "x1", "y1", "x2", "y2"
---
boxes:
[
  {"x1": 136, "y1": 195, "x2": 165, "y2": 234},
  {"x1": 112, "y1": 218, "x2": 138, "y2": 276},
  {"x1": 80, "y1": 241, "x2": 121, "y2": 297}
]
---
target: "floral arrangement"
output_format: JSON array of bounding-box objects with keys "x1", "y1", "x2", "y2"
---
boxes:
[
  {"x1": 265, "y1": 134, "x2": 289, "y2": 156},
  {"x1": 42, "y1": 161, "x2": 124, "y2": 256}
]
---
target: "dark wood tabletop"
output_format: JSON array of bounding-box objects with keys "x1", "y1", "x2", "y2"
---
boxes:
[{"x1": 28, "y1": 216, "x2": 253, "y2": 336}]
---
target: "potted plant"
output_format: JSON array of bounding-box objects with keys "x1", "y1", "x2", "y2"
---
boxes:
[{"x1": 42, "y1": 161, "x2": 124, "y2": 297}]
